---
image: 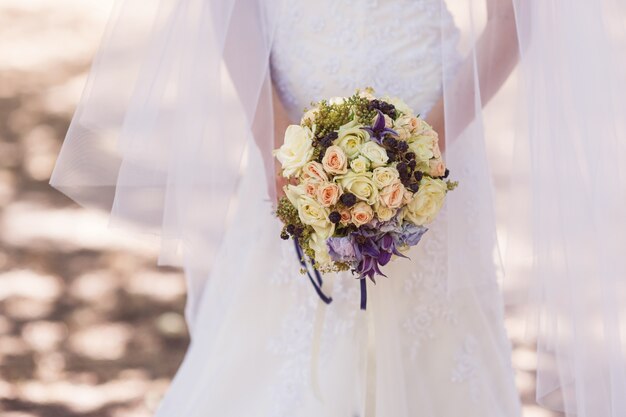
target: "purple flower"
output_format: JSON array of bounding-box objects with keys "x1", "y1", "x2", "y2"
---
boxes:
[
  {"x1": 327, "y1": 236, "x2": 360, "y2": 264},
  {"x1": 361, "y1": 110, "x2": 398, "y2": 145},
  {"x1": 393, "y1": 223, "x2": 428, "y2": 247}
]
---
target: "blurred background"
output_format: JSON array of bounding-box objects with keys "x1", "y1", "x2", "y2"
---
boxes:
[{"x1": 0, "y1": 1, "x2": 557, "y2": 416}]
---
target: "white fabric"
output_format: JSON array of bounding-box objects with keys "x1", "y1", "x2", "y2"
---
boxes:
[
  {"x1": 511, "y1": 1, "x2": 626, "y2": 415},
  {"x1": 155, "y1": 1, "x2": 521, "y2": 416},
  {"x1": 48, "y1": 0, "x2": 626, "y2": 415}
]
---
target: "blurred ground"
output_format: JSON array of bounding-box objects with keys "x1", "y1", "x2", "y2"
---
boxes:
[{"x1": 0, "y1": 1, "x2": 558, "y2": 416}]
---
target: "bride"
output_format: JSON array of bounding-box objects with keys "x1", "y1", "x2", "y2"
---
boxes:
[{"x1": 50, "y1": 0, "x2": 626, "y2": 416}]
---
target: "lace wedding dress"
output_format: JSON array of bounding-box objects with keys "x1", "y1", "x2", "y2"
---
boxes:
[{"x1": 154, "y1": 1, "x2": 522, "y2": 416}]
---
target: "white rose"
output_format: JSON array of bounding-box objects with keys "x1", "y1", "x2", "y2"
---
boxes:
[
  {"x1": 360, "y1": 141, "x2": 389, "y2": 168},
  {"x1": 404, "y1": 177, "x2": 447, "y2": 225},
  {"x1": 284, "y1": 183, "x2": 307, "y2": 208},
  {"x1": 372, "y1": 166, "x2": 399, "y2": 189},
  {"x1": 273, "y1": 125, "x2": 314, "y2": 177},
  {"x1": 408, "y1": 133, "x2": 438, "y2": 162},
  {"x1": 298, "y1": 195, "x2": 335, "y2": 238},
  {"x1": 336, "y1": 122, "x2": 369, "y2": 158},
  {"x1": 309, "y1": 232, "x2": 332, "y2": 267},
  {"x1": 350, "y1": 156, "x2": 370, "y2": 173},
  {"x1": 375, "y1": 203, "x2": 396, "y2": 222},
  {"x1": 336, "y1": 171, "x2": 379, "y2": 205}
]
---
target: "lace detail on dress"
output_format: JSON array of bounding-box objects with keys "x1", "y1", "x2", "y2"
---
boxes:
[
  {"x1": 402, "y1": 218, "x2": 458, "y2": 361},
  {"x1": 451, "y1": 335, "x2": 481, "y2": 404},
  {"x1": 270, "y1": 0, "x2": 461, "y2": 121},
  {"x1": 266, "y1": 242, "x2": 362, "y2": 416}
]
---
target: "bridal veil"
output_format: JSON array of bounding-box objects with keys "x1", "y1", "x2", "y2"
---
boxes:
[{"x1": 49, "y1": 0, "x2": 626, "y2": 415}]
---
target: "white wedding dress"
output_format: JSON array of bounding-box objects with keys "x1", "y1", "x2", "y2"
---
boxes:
[{"x1": 154, "y1": 1, "x2": 522, "y2": 416}]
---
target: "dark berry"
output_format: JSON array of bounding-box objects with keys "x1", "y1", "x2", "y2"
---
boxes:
[
  {"x1": 294, "y1": 227, "x2": 304, "y2": 237},
  {"x1": 409, "y1": 183, "x2": 420, "y2": 193},
  {"x1": 329, "y1": 211, "x2": 341, "y2": 224},
  {"x1": 408, "y1": 159, "x2": 417, "y2": 170},
  {"x1": 396, "y1": 141, "x2": 409, "y2": 153},
  {"x1": 443, "y1": 168, "x2": 450, "y2": 178},
  {"x1": 386, "y1": 150, "x2": 397, "y2": 162},
  {"x1": 405, "y1": 152, "x2": 416, "y2": 161},
  {"x1": 286, "y1": 224, "x2": 296, "y2": 234},
  {"x1": 280, "y1": 231, "x2": 290, "y2": 240},
  {"x1": 396, "y1": 162, "x2": 409, "y2": 173},
  {"x1": 340, "y1": 193, "x2": 357, "y2": 207},
  {"x1": 414, "y1": 171, "x2": 424, "y2": 181}
]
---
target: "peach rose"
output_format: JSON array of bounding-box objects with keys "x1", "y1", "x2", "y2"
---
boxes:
[
  {"x1": 322, "y1": 145, "x2": 348, "y2": 175},
  {"x1": 304, "y1": 180, "x2": 319, "y2": 198},
  {"x1": 302, "y1": 161, "x2": 328, "y2": 182},
  {"x1": 339, "y1": 208, "x2": 352, "y2": 225},
  {"x1": 429, "y1": 158, "x2": 446, "y2": 177},
  {"x1": 379, "y1": 180, "x2": 406, "y2": 209},
  {"x1": 351, "y1": 202, "x2": 374, "y2": 227},
  {"x1": 316, "y1": 182, "x2": 341, "y2": 207}
]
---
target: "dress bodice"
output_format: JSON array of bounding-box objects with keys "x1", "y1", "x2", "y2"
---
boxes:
[{"x1": 270, "y1": 0, "x2": 461, "y2": 121}]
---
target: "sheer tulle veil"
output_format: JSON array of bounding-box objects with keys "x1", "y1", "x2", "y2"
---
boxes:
[{"x1": 49, "y1": 0, "x2": 626, "y2": 415}]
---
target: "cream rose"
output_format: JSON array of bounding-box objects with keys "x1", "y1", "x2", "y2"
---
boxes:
[
  {"x1": 429, "y1": 158, "x2": 446, "y2": 177},
  {"x1": 360, "y1": 141, "x2": 389, "y2": 168},
  {"x1": 322, "y1": 145, "x2": 348, "y2": 175},
  {"x1": 309, "y1": 231, "x2": 332, "y2": 267},
  {"x1": 298, "y1": 195, "x2": 335, "y2": 238},
  {"x1": 372, "y1": 166, "x2": 399, "y2": 189},
  {"x1": 284, "y1": 183, "x2": 307, "y2": 208},
  {"x1": 350, "y1": 156, "x2": 370, "y2": 173},
  {"x1": 404, "y1": 177, "x2": 447, "y2": 225},
  {"x1": 408, "y1": 132, "x2": 438, "y2": 162},
  {"x1": 379, "y1": 180, "x2": 406, "y2": 209},
  {"x1": 336, "y1": 171, "x2": 379, "y2": 205},
  {"x1": 301, "y1": 161, "x2": 328, "y2": 182},
  {"x1": 351, "y1": 202, "x2": 374, "y2": 227},
  {"x1": 336, "y1": 122, "x2": 369, "y2": 158},
  {"x1": 273, "y1": 125, "x2": 314, "y2": 177},
  {"x1": 316, "y1": 182, "x2": 341, "y2": 207},
  {"x1": 375, "y1": 203, "x2": 396, "y2": 222}
]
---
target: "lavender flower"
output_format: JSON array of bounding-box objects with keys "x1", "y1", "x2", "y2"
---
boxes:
[
  {"x1": 393, "y1": 223, "x2": 428, "y2": 247},
  {"x1": 327, "y1": 236, "x2": 360, "y2": 264},
  {"x1": 361, "y1": 110, "x2": 398, "y2": 145}
]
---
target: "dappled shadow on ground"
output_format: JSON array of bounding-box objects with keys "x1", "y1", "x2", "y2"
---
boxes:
[
  {"x1": 0, "y1": 1, "x2": 559, "y2": 416},
  {"x1": 0, "y1": 2, "x2": 187, "y2": 416}
]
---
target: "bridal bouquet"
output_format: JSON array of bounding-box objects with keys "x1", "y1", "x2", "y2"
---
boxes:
[{"x1": 274, "y1": 89, "x2": 457, "y2": 289}]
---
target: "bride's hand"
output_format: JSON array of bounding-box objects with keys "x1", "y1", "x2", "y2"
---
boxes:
[{"x1": 275, "y1": 173, "x2": 296, "y2": 202}]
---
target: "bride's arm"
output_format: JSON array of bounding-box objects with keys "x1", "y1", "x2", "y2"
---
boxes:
[{"x1": 426, "y1": 0, "x2": 518, "y2": 149}]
